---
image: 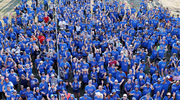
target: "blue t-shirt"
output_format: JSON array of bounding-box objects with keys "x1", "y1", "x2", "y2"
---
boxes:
[
  {"x1": 85, "y1": 85, "x2": 96, "y2": 95},
  {"x1": 130, "y1": 90, "x2": 142, "y2": 100}
]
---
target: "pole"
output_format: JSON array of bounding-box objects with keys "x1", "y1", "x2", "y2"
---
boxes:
[
  {"x1": 91, "y1": 0, "x2": 94, "y2": 15},
  {"x1": 54, "y1": 6, "x2": 60, "y2": 100}
]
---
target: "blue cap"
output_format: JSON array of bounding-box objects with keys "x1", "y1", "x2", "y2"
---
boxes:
[
  {"x1": 70, "y1": 94, "x2": 74, "y2": 98},
  {"x1": 42, "y1": 72, "x2": 45, "y2": 74},
  {"x1": 132, "y1": 97, "x2": 136, "y2": 100},
  {"x1": 146, "y1": 82, "x2": 150, "y2": 85},
  {"x1": 158, "y1": 78, "x2": 161, "y2": 81},
  {"x1": 135, "y1": 79, "x2": 138, "y2": 82},
  {"x1": 140, "y1": 68, "x2": 143, "y2": 70},
  {"x1": 93, "y1": 67, "x2": 96, "y2": 70},
  {"x1": 135, "y1": 85, "x2": 139, "y2": 88},
  {"x1": 84, "y1": 94, "x2": 88, "y2": 98},
  {"x1": 59, "y1": 79, "x2": 63, "y2": 82},
  {"x1": 137, "y1": 51, "x2": 140, "y2": 53},
  {"x1": 112, "y1": 89, "x2": 116, "y2": 92},
  {"x1": 7, "y1": 85, "x2": 10, "y2": 87},
  {"x1": 66, "y1": 48, "x2": 68, "y2": 50},
  {"x1": 36, "y1": 87, "x2": 39, "y2": 90}
]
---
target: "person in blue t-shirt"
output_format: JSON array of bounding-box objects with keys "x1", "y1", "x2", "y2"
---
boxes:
[
  {"x1": 110, "y1": 89, "x2": 119, "y2": 99},
  {"x1": 5, "y1": 85, "x2": 13, "y2": 100},
  {"x1": 153, "y1": 78, "x2": 164, "y2": 95},
  {"x1": 163, "y1": 92, "x2": 173, "y2": 100},
  {"x1": 8, "y1": 69, "x2": 19, "y2": 89},
  {"x1": 10, "y1": 90, "x2": 20, "y2": 100},
  {"x1": 175, "y1": 89, "x2": 180, "y2": 100},
  {"x1": 141, "y1": 82, "x2": 153, "y2": 96},
  {"x1": 27, "y1": 74, "x2": 39, "y2": 90},
  {"x1": 129, "y1": 85, "x2": 142, "y2": 100},
  {"x1": 85, "y1": 80, "x2": 96, "y2": 98},
  {"x1": 25, "y1": 87, "x2": 33, "y2": 99},
  {"x1": 69, "y1": 78, "x2": 81, "y2": 98},
  {"x1": 140, "y1": 93, "x2": 153, "y2": 100},
  {"x1": 79, "y1": 94, "x2": 92, "y2": 100}
]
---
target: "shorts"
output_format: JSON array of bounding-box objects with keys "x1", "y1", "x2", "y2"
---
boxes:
[{"x1": 73, "y1": 89, "x2": 80, "y2": 93}]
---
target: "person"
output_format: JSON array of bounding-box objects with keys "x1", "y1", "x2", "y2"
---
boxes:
[
  {"x1": 79, "y1": 94, "x2": 92, "y2": 100},
  {"x1": 33, "y1": 87, "x2": 42, "y2": 100},
  {"x1": 47, "y1": 94, "x2": 58, "y2": 100},
  {"x1": 85, "y1": 80, "x2": 96, "y2": 98},
  {"x1": 110, "y1": 89, "x2": 119, "y2": 99},
  {"x1": 0, "y1": 74, "x2": 5, "y2": 99},
  {"x1": 173, "y1": 88, "x2": 180, "y2": 100},
  {"x1": 69, "y1": 78, "x2": 81, "y2": 98},
  {"x1": 25, "y1": 87, "x2": 33, "y2": 99},
  {"x1": 129, "y1": 85, "x2": 142, "y2": 100},
  {"x1": 153, "y1": 91, "x2": 162, "y2": 100},
  {"x1": 94, "y1": 92, "x2": 103, "y2": 100},
  {"x1": 124, "y1": 79, "x2": 133, "y2": 95},
  {"x1": 69, "y1": 94, "x2": 77, "y2": 100},
  {"x1": 10, "y1": 90, "x2": 21, "y2": 100},
  {"x1": 20, "y1": 74, "x2": 28, "y2": 89},
  {"x1": 140, "y1": 93, "x2": 153, "y2": 100},
  {"x1": 120, "y1": 94, "x2": 129, "y2": 100},
  {"x1": 5, "y1": 85, "x2": 13, "y2": 100},
  {"x1": 27, "y1": 74, "x2": 39, "y2": 90},
  {"x1": 163, "y1": 92, "x2": 173, "y2": 100},
  {"x1": 7, "y1": 69, "x2": 19, "y2": 89},
  {"x1": 20, "y1": 85, "x2": 26, "y2": 100},
  {"x1": 39, "y1": 78, "x2": 48, "y2": 97}
]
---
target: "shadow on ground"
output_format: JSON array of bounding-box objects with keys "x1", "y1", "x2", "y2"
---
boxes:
[{"x1": 0, "y1": 0, "x2": 21, "y2": 14}]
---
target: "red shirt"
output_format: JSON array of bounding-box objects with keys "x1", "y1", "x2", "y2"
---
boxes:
[
  {"x1": 108, "y1": 60, "x2": 117, "y2": 67},
  {"x1": 44, "y1": 16, "x2": 49, "y2": 23},
  {"x1": 38, "y1": 35, "x2": 45, "y2": 44}
]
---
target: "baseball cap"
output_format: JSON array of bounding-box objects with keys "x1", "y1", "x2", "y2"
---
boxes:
[
  {"x1": 112, "y1": 89, "x2": 116, "y2": 93},
  {"x1": 167, "y1": 92, "x2": 171, "y2": 95},
  {"x1": 115, "y1": 80, "x2": 118, "y2": 82},
  {"x1": 84, "y1": 94, "x2": 88, "y2": 98},
  {"x1": 123, "y1": 94, "x2": 127, "y2": 97},
  {"x1": 139, "y1": 75, "x2": 143, "y2": 79},
  {"x1": 51, "y1": 94, "x2": 54, "y2": 97},
  {"x1": 70, "y1": 94, "x2": 74, "y2": 98}
]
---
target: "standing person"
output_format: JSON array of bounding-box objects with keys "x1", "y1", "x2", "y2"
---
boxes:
[
  {"x1": 5, "y1": 85, "x2": 13, "y2": 100},
  {"x1": 129, "y1": 85, "x2": 142, "y2": 100},
  {"x1": 10, "y1": 90, "x2": 21, "y2": 100},
  {"x1": 44, "y1": 0, "x2": 48, "y2": 11},
  {"x1": 8, "y1": 69, "x2": 19, "y2": 89},
  {"x1": 120, "y1": 94, "x2": 129, "y2": 100},
  {"x1": 0, "y1": 75, "x2": 5, "y2": 100},
  {"x1": 27, "y1": 74, "x2": 39, "y2": 90},
  {"x1": 20, "y1": 85, "x2": 26, "y2": 100},
  {"x1": 163, "y1": 92, "x2": 173, "y2": 100},
  {"x1": 85, "y1": 80, "x2": 96, "y2": 98},
  {"x1": 69, "y1": 78, "x2": 81, "y2": 98}
]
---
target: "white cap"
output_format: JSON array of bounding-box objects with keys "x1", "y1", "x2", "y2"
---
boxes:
[
  {"x1": 95, "y1": 92, "x2": 101, "y2": 96},
  {"x1": 51, "y1": 74, "x2": 55, "y2": 77},
  {"x1": 139, "y1": 75, "x2": 143, "y2": 79},
  {"x1": 167, "y1": 92, "x2": 171, "y2": 95},
  {"x1": 40, "y1": 61, "x2": 43, "y2": 63},
  {"x1": 166, "y1": 75, "x2": 170, "y2": 79},
  {"x1": 123, "y1": 94, "x2": 127, "y2": 97},
  {"x1": 115, "y1": 80, "x2": 118, "y2": 82}
]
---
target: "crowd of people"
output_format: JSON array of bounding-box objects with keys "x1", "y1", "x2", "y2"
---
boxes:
[{"x1": 0, "y1": 0, "x2": 179, "y2": 100}]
